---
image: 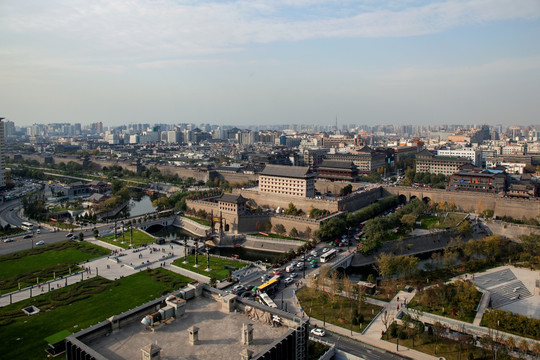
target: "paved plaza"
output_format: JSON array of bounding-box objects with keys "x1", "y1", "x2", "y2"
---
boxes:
[
  {"x1": 470, "y1": 265, "x2": 540, "y2": 317},
  {"x1": 0, "y1": 238, "x2": 204, "y2": 307}
]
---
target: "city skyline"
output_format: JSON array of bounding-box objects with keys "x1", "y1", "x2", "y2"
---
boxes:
[{"x1": 1, "y1": 0, "x2": 540, "y2": 127}]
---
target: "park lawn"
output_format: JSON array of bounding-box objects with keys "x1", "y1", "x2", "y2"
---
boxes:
[
  {"x1": 297, "y1": 287, "x2": 382, "y2": 333},
  {"x1": 0, "y1": 241, "x2": 109, "y2": 294},
  {"x1": 443, "y1": 213, "x2": 468, "y2": 228},
  {"x1": 386, "y1": 335, "x2": 518, "y2": 360},
  {"x1": 0, "y1": 268, "x2": 192, "y2": 360},
  {"x1": 419, "y1": 215, "x2": 444, "y2": 229},
  {"x1": 98, "y1": 228, "x2": 155, "y2": 248},
  {"x1": 173, "y1": 254, "x2": 248, "y2": 280}
]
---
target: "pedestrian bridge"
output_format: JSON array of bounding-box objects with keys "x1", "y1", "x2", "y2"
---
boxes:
[{"x1": 330, "y1": 252, "x2": 355, "y2": 271}]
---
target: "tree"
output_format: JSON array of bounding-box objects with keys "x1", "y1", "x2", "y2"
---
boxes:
[
  {"x1": 375, "y1": 252, "x2": 395, "y2": 279},
  {"x1": 520, "y1": 234, "x2": 540, "y2": 257},
  {"x1": 401, "y1": 213, "x2": 417, "y2": 230},
  {"x1": 289, "y1": 227, "x2": 299, "y2": 238},
  {"x1": 380, "y1": 311, "x2": 393, "y2": 339},
  {"x1": 78, "y1": 232, "x2": 84, "y2": 241},
  {"x1": 153, "y1": 196, "x2": 171, "y2": 211},
  {"x1": 304, "y1": 227, "x2": 312, "y2": 240},
  {"x1": 518, "y1": 339, "x2": 529, "y2": 359},
  {"x1": 339, "y1": 184, "x2": 353, "y2": 196},
  {"x1": 274, "y1": 224, "x2": 286, "y2": 236},
  {"x1": 531, "y1": 342, "x2": 540, "y2": 360},
  {"x1": 458, "y1": 220, "x2": 473, "y2": 235},
  {"x1": 93, "y1": 229, "x2": 99, "y2": 238},
  {"x1": 433, "y1": 322, "x2": 445, "y2": 355},
  {"x1": 264, "y1": 221, "x2": 272, "y2": 232}
]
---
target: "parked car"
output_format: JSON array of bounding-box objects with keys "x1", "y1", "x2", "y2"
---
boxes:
[
  {"x1": 233, "y1": 285, "x2": 246, "y2": 294},
  {"x1": 310, "y1": 328, "x2": 325, "y2": 337}
]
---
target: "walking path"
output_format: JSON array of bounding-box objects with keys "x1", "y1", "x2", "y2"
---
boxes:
[
  {"x1": 287, "y1": 282, "x2": 438, "y2": 360},
  {"x1": 0, "y1": 238, "x2": 202, "y2": 307}
]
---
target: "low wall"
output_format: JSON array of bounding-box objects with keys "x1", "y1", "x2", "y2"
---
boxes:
[
  {"x1": 175, "y1": 217, "x2": 210, "y2": 237},
  {"x1": 243, "y1": 235, "x2": 303, "y2": 253},
  {"x1": 484, "y1": 220, "x2": 540, "y2": 240}
]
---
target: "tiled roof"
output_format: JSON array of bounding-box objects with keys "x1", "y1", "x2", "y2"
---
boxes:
[
  {"x1": 219, "y1": 194, "x2": 247, "y2": 204},
  {"x1": 260, "y1": 164, "x2": 312, "y2": 178}
]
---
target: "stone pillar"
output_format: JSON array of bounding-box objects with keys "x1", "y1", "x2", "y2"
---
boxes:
[
  {"x1": 188, "y1": 326, "x2": 199, "y2": 345},
  {"x1": 240, "y1": 349, "x2": 253, "y2": 360},
  {"x1": 141, "y1": 344, "x2": 161, "y2": 360},
  {"x1": 241, "y1": 323, "x2": 253, "y2": 345}
]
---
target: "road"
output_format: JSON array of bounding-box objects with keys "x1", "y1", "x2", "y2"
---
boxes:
[{"x1": 318, "y1": 332, "x2": 409, "y2": 360}]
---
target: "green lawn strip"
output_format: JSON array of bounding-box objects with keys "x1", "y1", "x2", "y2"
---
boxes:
[
  {"x1": 0, "y1": 241, "x2": 109, "y2": 294},
  {"x1": 173, "y1": 254, "x2": 248, "y2": 280},
  {"x1": 297, "y1": 287, "x2": 382, "y2": 333},
  {"x1": 97, "y1": 228, "x2": 155, "y2": 249},
  {"x1": 248, "y1": 233, "x2": 305, "y2": 241},
  {"x1": 46, "y1": 221, "x2": 78, "y2": 229},
  {"x1": 184, "y1": 216, "x2": 211, "y2": 226},
  {"x1": 0, "y1": 228, "x2": 25, "y2": 237},
  {"x1": 0, "y1": 269, "x2": 192, "y2": 360},
  {"x1": 385, "y1": 336, "x2": 509, "y2": 360}
]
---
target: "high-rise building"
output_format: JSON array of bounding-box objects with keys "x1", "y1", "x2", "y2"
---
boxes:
[{"x1": 0, "y1": 118, "x2": 6, "y2": 188}]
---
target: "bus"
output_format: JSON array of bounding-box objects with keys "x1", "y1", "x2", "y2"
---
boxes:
[
  {"x1": 21, "y1": 222, "x2": 34, "y2": 231},
  {"x1": 259, "y1": 292, "x2": 278, "y2": 309},
  {"x1": 257, "y1": 278, "x2": 279, "y2": 295},
  {"x1": 320, "y1": 249, "x2": 338, "y2": 263}
]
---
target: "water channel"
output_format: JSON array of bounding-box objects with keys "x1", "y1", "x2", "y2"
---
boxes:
[
  {"x1": 128, "y1": 196, "x2": 157, "y2": 217},
  {"x1": 148, "y1": 226, "x2": 283, "y2": 264}
]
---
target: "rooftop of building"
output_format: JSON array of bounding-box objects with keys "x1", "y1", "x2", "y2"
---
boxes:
[
  {"x1": 86, "y1": 295, "x2": 291, "y2": 360},
  {"x1": 259, "y1": 164, "x2": 313, "y2": 179},
  {"x1": 219, "y1": 193, "x2": 247, "y2": 204}
]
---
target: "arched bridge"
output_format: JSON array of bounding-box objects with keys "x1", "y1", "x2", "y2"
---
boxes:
[
  {"x1": 330, "y1": 252, "x2": 355, "y2": 271},
  {"x1": 133, "y1": 216, "x2": 176, "y2": 232}
]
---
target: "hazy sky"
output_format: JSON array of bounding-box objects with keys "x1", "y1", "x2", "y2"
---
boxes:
[{"x1": 2, "y1": 0, "x2": 540, "y2": 127}]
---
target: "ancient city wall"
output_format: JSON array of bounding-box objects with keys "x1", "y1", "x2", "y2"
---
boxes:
[
  {"x1": 315, "y1": 181, "x2": 366, "y2": 195},
  {"x1": 185, "y1": 199, "x2": 321, "y2": 236},
  {"x1": 235, "y1": 189, "x2": 340, "y2": 213},
  {"x1": 384, "y1": 186, "x2": 540, "y2": 219}
]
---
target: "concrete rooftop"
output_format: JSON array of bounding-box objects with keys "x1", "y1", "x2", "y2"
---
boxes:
[{"x1": 86, "y1": 296, "x2": 290, "y2": 360}]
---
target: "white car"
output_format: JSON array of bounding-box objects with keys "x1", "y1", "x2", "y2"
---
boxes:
[
  {"x1": 284, "y1": 277, "x2": 294, "y2": 285},
  {"x1": 296, "y1": 262, "x2": 304, "y2": 269},
  {"x1": 310, "y1": 328, "x2": 325, "y2": 337},
  {"x1": 36, "y1": 241, "x2": 45, "y2": 246}
]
